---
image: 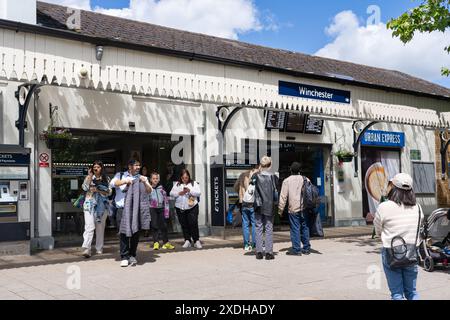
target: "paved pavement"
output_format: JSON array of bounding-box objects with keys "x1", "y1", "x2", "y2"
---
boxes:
[{"x1": 0, "y1": 228, "x2": 448, "y2": 300}]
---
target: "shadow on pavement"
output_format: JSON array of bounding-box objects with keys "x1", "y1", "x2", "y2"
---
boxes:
[
  {"x1": 278, "y1": 247, "x2": 323, "y2": 255},
  {"x1": 334, "y1": 236, "x2": 382, "y2": 254},
  {"x1": 0, "y1": 231, "x2": 368, "y2": 270}
]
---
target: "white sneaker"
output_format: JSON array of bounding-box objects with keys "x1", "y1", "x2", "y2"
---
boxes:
[
  {"x1": 96, "y1": 250, "x2": 103, "y2": 255},
  {"x1": 129, "y1": 256, "x2": 137, "y2": 267},
  {"x1": 120, "y1": 259, "x2": 129, "y2": 267},
  {"x1": 182, "y1": 240, "x2": 192, "y2": 248},
  {"x1": 82, "y1": 248, "x2": 91, "y2": 258},
  {"x1": 194, "y1": 240, "x2": 203, "y2": 249}
]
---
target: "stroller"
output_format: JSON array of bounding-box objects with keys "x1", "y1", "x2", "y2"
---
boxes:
[{"x1": 418, "y1": 208, "x2": 450, "y2": 272}]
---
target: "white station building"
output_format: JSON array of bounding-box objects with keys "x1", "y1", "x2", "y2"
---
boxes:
[{"x1": 0, "y1": 0, "x2": 449, "y2": 253}]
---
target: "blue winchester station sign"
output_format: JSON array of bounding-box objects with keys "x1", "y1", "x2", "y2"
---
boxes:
[
  {"x1": 279, "y1": 80, "x2": 351, "y2": 104},
  {"x1": 361, "y1": 130, "x2": 405, "y2": 148}
]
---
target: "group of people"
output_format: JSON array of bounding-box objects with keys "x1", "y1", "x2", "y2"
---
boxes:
[
  {"x1": 234, "y1": 156, "x2": 313, "y2": 260},
  {"x1": 80, "y1": 159, "x2": 202, "y2": 267},
  {"x1": 79, "y1": 154, "x2": 426, "y2": 300},
  {"x1": 235, "y1": 157, "x2": 425, "y2": 300}
]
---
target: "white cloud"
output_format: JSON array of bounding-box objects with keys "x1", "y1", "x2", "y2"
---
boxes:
[
  {"x1": 42, "y1": 0, "x2": 264, "y2": 40},
  {"x1": 41, "y1": 0, "x2": 91, "y2": 10},
  {"x1": 316, "y1": 10, "x2": 450, "y2": 88}
]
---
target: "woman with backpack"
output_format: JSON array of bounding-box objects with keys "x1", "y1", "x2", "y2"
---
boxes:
[
  {"x1": 234, "y1": 165, "x2": 260, "y2": 251},
  {"x1": 374, "y1": 173, "x2": 424, "y2": 300}
]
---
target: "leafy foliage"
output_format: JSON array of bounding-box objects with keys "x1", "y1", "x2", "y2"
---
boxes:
[
  {"x1": 40, "y1": 127, "x2": 72, "y2": 140},
  {"x1": 387, "y1": 0, "x2": 450, "y2": 76},
  {"x1": 335, "y1": 149, "x2": 354, "y2": 158}
]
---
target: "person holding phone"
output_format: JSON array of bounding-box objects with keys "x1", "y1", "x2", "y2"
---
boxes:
[
  {"x1": 110, "y1": 159, "x2": 152, "y2": 267},
  {"x1": 81, "y1": 160, "x2": 112, "y2": 258},
  {"x1": 170, "y1": 169, "x2": 202, "y2": 249}
]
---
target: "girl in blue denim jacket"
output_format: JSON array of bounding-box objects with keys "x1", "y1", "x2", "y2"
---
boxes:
[{"x1": 80, "y1": 161, "x2": 112, "y2": 258}]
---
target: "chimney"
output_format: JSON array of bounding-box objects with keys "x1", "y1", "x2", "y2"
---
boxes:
[{"x1": 0, "y1": 0, "x2": 36, "y2": 24}]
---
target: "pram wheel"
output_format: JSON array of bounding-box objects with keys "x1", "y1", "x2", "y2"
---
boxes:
[{"x1": 423, "y1": 256, "x2": 434, "y2": 272}]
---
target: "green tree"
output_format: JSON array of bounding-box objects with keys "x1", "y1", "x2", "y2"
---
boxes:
[{"x1": 387, "y1": 0, "x2": 450, "y2": 76}]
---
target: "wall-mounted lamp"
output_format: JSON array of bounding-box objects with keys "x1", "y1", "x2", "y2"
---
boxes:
[{"x1": 95, "y1": 45, "x2": 104, "y2": 61}]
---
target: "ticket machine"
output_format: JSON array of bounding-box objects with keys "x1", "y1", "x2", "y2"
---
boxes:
[{"x1": 0, "y1": 145, "x2": 31, "y2": 242}]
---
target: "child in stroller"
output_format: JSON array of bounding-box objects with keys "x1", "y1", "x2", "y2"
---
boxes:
[{"x1": 418, "y1": 208, "x2": 450, "y2": 272}]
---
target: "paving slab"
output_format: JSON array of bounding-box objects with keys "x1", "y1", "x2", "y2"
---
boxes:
[{"x1": 0, "y1": 230, "x2": 448, "y2": 300}]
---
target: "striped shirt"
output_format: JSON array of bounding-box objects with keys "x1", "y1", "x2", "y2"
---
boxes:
[{"x1": 374, "y1": 200, "x2": 423, "y2": 248}]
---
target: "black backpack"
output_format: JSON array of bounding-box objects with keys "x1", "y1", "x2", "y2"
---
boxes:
[
  {"x1": 109, "y1": 172, "x2": 124, "y2": 203},
  {"x1": 302, "y1": 176, "x2": 320, "y2": 211}
]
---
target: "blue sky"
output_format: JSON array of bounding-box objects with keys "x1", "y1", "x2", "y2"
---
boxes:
[
  {"x1": 50, "y1": 0, "x2": 450, "y2": 88},
  {"x1": 89, "y1": 0, "x2": 417, "y2": 54},
  {"x1": 239, "y1": 1, "x2": 414, "y2": 55}
]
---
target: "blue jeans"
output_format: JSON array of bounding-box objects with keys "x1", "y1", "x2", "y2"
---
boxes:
[
  {"x1": 382, "y1": 248, "x2": 419, "y2": 300},
  {"x1": 241, "y1": 206, "x2": 256, "y2": 247},
  {"x1": 288, "y1": 211, "x2": 311, "y2": 253}
]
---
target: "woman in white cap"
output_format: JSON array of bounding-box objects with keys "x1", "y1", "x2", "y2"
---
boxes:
[{"x1": 374, "y1": 173, "x2": 424, "y2": 300}]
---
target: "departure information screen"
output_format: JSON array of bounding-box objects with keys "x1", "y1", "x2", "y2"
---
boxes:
[{"x1": 265, "y1": 111, "x2": 323, "y2": 135}]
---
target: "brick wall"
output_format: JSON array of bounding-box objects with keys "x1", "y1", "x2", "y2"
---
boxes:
[{"x1": 435, "y1": 131, "x2": 450, "y2": 206}]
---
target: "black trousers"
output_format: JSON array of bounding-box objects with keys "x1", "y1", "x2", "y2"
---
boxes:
[
  {"x1": 151, "y1": 208, "x2": 169, "y2": 244},
  {"x1": 116, "y1": 208, "x2": 123, "y2": 233},
  {"x1": 120, "y1": 232, "x2": 140, "y2": 260},
  {"x1": 176, "y1": 205, "x2": 200, "y2": 243}
]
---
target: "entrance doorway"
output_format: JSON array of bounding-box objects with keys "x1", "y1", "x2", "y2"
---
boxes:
[
  {"x1": 278, "y1": 143, "x2": 330, "y2": 224},
  {"x1": 51, "y1": 129, "x2": 193, "y2": 244}
]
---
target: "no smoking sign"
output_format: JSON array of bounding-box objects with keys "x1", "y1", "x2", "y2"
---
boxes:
[{"x1": 39, "y1": 153, "x2": 50, "y2": 168}]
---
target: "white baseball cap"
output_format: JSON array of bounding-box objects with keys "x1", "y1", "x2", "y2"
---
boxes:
[{"x1": 390, "y1": 173, "x2": 413, "y2": 191}]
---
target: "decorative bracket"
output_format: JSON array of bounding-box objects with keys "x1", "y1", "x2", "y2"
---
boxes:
[
  {"x1": 15, "y1": 83, "x2": 41, "y2": 147},
  {"x1": 440, "y1": 131, "x2": 450, "y2": 180},
  {"x1": 352, "y1": 121, "x2": 379, "y2": 178}
]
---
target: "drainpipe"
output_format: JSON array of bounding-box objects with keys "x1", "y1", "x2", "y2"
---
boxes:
[
  {"x1": 202, "y1": 110, "x2": 209, "y2": 229},
  {"x1": 33, "y1": 90, "x2": 40, "y2": 238}
]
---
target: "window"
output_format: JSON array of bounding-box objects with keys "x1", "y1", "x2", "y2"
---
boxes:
[{"x1": 412, "y1": 162, "x2": 436, "y2": 194}]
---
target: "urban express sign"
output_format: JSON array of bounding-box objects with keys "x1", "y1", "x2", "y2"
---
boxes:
[
  {"x1": 361, "y1": 130, "x2": 405, "y2": 148},
  {"x1": 279, "y1": 80, "x2": 351, "y2": 104}
]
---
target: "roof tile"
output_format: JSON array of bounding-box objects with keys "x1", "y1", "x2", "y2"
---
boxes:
[{"x1": 35, "y1": 1, "x2": 450, "y2": 99}]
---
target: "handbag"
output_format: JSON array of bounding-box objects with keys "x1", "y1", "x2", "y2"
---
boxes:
[
  {"x1": 271, "y1": 174, "x2": 279, "y2": 204},
  {"x1": 243, "y1": 183, "x2": 255, "y2": 203},
  {"x1": 188, "y1": 196, "x2": 196, "y2": 207},
  {"x1": 385, "y1": 205, "x2": 422, "y2": 269}
]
